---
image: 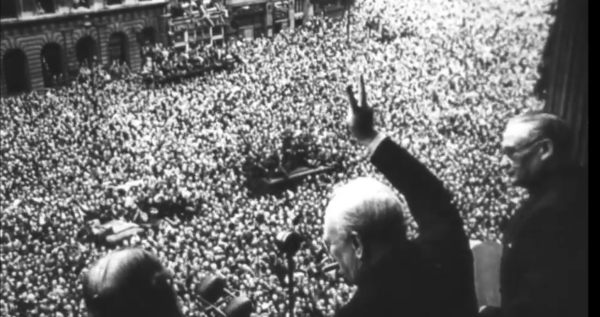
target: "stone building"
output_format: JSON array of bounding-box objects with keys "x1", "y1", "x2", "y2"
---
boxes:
[
  {"x1": 1, "y1": 0, "x2": 169, "y2": 95},
  {"x1": 167, "y1": 1, "x2": 229, "y2": 52},
  {"x1": 166, "y1": 0, "x2": 316, "y2": 50},
  {"x1": 226, "y1": 0, "x2": 313, "y2": 40},
  {"x1": 0, "y1": 0, "x2": 345, "y2": 95}
]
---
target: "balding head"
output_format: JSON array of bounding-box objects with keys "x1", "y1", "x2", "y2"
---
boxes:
[
  {"x1": 82, "y1": 248, "x2": 182, "y2": 317},
  {"x1": 325, "y1": 177, "x2": 407, "y2": 244}
]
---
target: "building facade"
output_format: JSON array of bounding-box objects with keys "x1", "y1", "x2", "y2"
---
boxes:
[
  {"x1": 167, "y1": 1, "x2": 229, "y2": 52},
  {"x1": 225, "y1": 0, "x2": 313, "y2": 40},
  {"x1": 1, "y1": 0, "x2": 342, "y2": 96},
  {"x1": 166, "y1": 0, "x2": 316, "y2": 50},
  {"x1": 1, "y1": 0, "x2": 169, "y2": 95}
]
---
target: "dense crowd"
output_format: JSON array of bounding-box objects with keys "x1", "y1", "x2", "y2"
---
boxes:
[
  {"x1": 140, "y1": 43, "x2": 239, "y2": 86},
  {"x1": 1, "y1": 0, "x2": 552, "y2": 316}
]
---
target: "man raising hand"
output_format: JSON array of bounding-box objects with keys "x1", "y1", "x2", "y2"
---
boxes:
[{"x1": 321, "y1": 76, "x2": 478, "y2": 317}]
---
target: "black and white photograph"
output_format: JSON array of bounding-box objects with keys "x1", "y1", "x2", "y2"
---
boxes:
[{"x1": 0, "y1": 0, "x2": 588, "y2": 316}]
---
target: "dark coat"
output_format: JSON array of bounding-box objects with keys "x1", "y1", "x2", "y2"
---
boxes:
[
  {"x1": 335, "y1": 137, "x2": 478, "y2": 317},
  {"x1": 500, "y1": 166, "x2": 588, "y2": 317},
  {"x1": 334, "y1": 243, "x2": 428, "y2": 317}
]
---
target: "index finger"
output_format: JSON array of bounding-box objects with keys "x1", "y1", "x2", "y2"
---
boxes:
[
  {"x1": 360, "y1": 75, "x2": 367, "y2": 108},
  {"x1": 346, "y1": 85, "x2": 359, "y2": 112}
]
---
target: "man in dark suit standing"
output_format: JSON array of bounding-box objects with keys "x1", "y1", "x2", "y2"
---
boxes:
[
  {"x1": 497, "y1": 112, "x2": 588, "y2": 317},
  {"x1": 321, "y1": 77, "x2": 478, "y2": 317}
]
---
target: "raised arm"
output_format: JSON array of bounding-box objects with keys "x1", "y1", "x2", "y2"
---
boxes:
[
  {"x1": 369, "y1": 136, "x2": 463, "y2": 242},
  {"x1": 345, "y1": 77, "x2": 464, "y2": 244},
  {"x1": 344, "y1": 76, "x2": 478, "y2": 317}
]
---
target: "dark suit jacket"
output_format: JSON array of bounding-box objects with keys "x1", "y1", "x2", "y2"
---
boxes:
[
  {"x1": 335, "y1": 242, "x2": 428, "y2": 317},
  {"x1": 501, "y1": 166, "x2": 588, "y2": 317},
  {"x1": 335, "y1": 137, "x2": 478, "y2": 317}
]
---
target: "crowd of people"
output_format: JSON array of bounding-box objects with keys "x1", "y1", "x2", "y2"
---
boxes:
[
  {"x1": 140, "y1": 43, "x2": 238, "y2": 86},
  {"x1": 1, "y1": 0, "x2": 553, "y2": 316}
]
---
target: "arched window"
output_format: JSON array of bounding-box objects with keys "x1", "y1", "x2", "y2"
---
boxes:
[
  {"x1": 108, "y1": 32, "x2": 129, "y2": 64},
  {"x1": 41, "y1": 43, "x2": 64, "y2": 87},
  {"x1": 3, "y1": 49, "x2": 30, "y2": 94},
  {"x1": 76, "y1": 36, "x2": 98, "y2": 66}
]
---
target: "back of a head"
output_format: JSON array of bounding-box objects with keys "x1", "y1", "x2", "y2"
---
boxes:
[
  {"x1": 326, "y1": 177, "x2": 407, "y2": 245},
  {"x1": 82, "y1": 248, "x2": 182, "y2": 317}
]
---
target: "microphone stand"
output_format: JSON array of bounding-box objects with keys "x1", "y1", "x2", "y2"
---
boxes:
[
  {"x1": 287, "y1": 253, "x2": 295, "y2": 317},
  {"x1": 275, "y1": 230, "x2": 302, "y2": 317}
]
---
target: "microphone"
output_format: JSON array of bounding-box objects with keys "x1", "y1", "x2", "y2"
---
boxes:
[
  {"x1": 275, "y1": 230, "x2": 303, "y2": 256},
  {"x1": 196, "y1": 275, "x2": 253, "y2": 317}
]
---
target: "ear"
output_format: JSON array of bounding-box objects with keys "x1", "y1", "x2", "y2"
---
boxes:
[
  {"x1": 539, "y1": 139, "x2": 554, "y2": 161},
  {"x1": 349, "y1": 231, "x2": 364, "y2": 260}
]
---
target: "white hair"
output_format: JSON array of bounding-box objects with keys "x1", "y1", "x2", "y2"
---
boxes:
[{"x1": 325, "y1": 177, "x2": 407, "y2": 243}]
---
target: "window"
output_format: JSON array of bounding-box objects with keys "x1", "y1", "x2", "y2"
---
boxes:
[
  {"x1": 73, "y1": 0, "x2": 92, "y2": 8},
  {"x1": 76, "y1": 36, "x2": 98, "y2": 66},
  {"x1": 3, "y1": 49, "x2": 30, "y2": 94},
  {"x1": 107, "y1": 32, "x2": 128, "y2": 64},
  {"x1": 170, "y1": 4, "x2": 184, "y2": 17},
  {"x1": 197, "y1": 27, "x2": 211, "y2": 44},
  {"x1": 188, "y1": 29, "x2": 196, "y2": 43},
  {"x1": 196, "y1": 27, "x2": 205, "y2": 39},
  {"x1": 38, "y1": 0, "x2": 56, "y2": 13},
  {"x1": 41, "y1": 43, "x2": 64, "y2": 87},
  {"x1": 106, "y1": 0, "x2": 123, "y2": 5},
  {"x1": 274, "y1": 22, "x2": 284, "y2": 34},
  {"x1": 21, "y1": 0, "x2": 37, "y2": 12},
  {"x1": 295, "y1": 0, "x2": 304, "y2": 13},
  {"x1": 140, "y1": 27, "x2": 156, "y2": 45},
  {"x1": 1, "y1": 0, "x2": 18, "y2": 18},
  {"x1": 173, "y1": 31, "x2": 185, "y2": 44}
]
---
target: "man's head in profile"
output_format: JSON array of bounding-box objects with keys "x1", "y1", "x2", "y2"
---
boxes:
[
  {"x1": 82, "y1": 248, "x2": 183, "y2": 317},
  {"x1": 322, "y1": 177, "x2": 407, "y2": 285},
  {"x1": 501, "y1": 112, "x2": 574, "y2": 189}
]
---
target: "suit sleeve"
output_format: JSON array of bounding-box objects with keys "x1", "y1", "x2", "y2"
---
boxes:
[
  {"x1": 370, "y1": 137, "x2": 466, "y2": 247},
  {"x1": 370, "y1": 137, "x2": 478, "y2": 317}
]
